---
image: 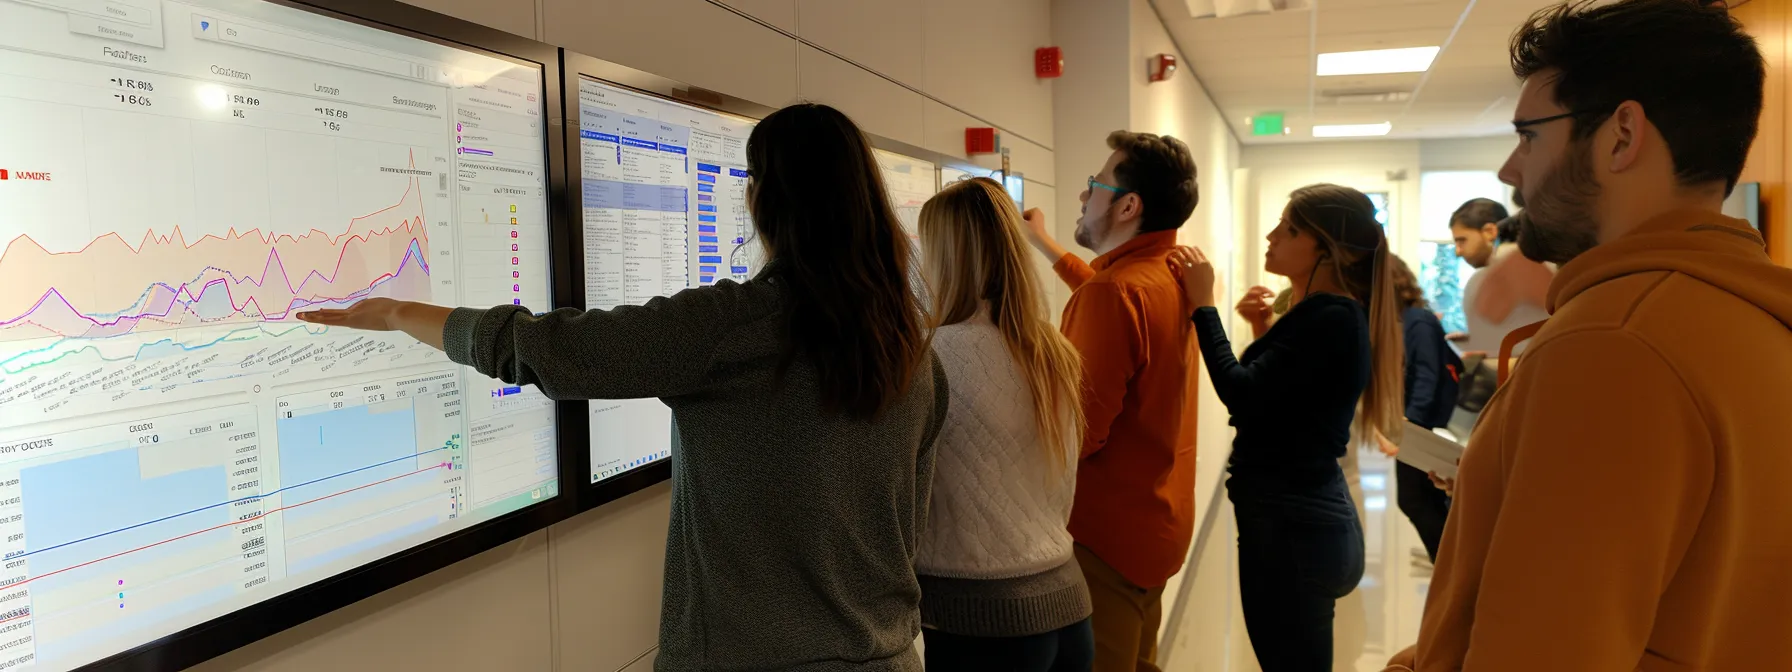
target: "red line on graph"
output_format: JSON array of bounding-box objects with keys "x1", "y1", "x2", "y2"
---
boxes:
[
  {"x1": 9, "y1": 462, "x2": 448, "y2": 593},
  {"x1": 0, "y1": 150, "x2": 429, "y2": 260}
]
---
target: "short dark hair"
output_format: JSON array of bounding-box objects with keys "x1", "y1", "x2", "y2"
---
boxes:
[
  {"x1": 1450, "y1": 198, "x2": 1509, "y2": 230},
  {"x1": 1106, "y1": 131, "x2": 1199, "y2": 233},
  {"x1": 1511, "y1": 0, "x2": 1764, "y2": 194},
  {"x1": 1496, "y1": 214, "x2": 1523, "y2": 244}
]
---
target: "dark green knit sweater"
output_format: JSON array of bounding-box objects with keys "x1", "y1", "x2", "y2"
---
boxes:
[{"x1": 443, "y1": 274, "x2": 948, "y2": 671}]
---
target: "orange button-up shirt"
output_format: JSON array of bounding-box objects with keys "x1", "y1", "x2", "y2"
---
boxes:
[{"x1": 1055, "y1": 230, "x2": 1200, "y2": 588}]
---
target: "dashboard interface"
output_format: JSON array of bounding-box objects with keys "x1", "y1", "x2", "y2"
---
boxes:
[
  {"x1": 0, "y1": 0, "x2": 559, "y2": 667},
  {"x1": 576, "y1": 77, "x2": 755, "y2": 486}
]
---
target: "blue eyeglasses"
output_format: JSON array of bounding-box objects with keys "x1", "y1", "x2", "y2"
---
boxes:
[{"x1": 1088, "y1": 176, "x2": 1129, "y2": 196}]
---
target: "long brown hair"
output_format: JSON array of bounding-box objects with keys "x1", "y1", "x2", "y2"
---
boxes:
[
  {"x1": 919, "y1": 178, "x2": 1085, "y2": 477},
  {"x1": 1387, "y1": 253, "x2": 1428, "y2": 310},
  {"x1": 1285, "y1": 184, "x2": 1404, "y2": 443},
  {"x1": 746, "y1": 103, "x2": 929, "y2": 419}
]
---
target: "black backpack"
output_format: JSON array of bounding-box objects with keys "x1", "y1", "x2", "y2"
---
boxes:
[{"x1": 1454, "y1": 352, "x2": 1498, "y2": 413}]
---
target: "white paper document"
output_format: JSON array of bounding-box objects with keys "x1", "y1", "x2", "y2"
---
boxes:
[{"x1": 1394, "y1": 421, "x2": 1466, "y2": 479}]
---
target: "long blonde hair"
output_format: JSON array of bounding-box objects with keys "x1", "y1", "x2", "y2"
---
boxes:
[
  {"x1": 919, "y1": 178, "x2": 1085, "y2": 475},
  {"x1": 1285, "y1": 184, "x2": 1405, "y2": 444}
]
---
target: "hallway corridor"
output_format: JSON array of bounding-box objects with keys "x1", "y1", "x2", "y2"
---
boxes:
[{"x1": 1159, "y1": 445, "x2": 1432, "y2": 672}]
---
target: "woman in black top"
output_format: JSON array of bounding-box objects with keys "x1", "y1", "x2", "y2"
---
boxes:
[{"x1": 1167, "y1": 184, "x2": 1403, "y2": 672}]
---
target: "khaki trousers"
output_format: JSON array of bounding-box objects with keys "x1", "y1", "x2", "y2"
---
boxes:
[{"x1": 1076, "y1": 544, "x2": 1165, "y2": 672}]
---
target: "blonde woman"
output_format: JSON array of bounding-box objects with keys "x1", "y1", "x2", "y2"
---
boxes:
[{"x1": 914, "y1": 177, "x2": 1093, "y2": 670}]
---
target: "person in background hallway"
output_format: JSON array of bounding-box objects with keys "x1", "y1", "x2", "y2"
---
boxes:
[
  {"x1": 1167, "y1": 183, "x2": 1402, "y2": 672},
  {"x1": 1387, "y1": 1, "x2": 1792, "y2": 668},
  {"x1": 1374, "y1": 255, "x2": 1459, "y2": 565},
  {"x1": 914, "y1": 177, "x2": 1094, "y2": 671},
  {"x1": 1018, "y1": 131, "x2": 1201, "y2": 672},
  {"x1": 298, "y1": 103, "x2": 949, "y2": 671},
  {"x1": 1469, "y1": 212, "x2": 1554, "y2": 356},
  {"x1": 1449, "y1": 200, "x2": 1548, "y2": 359}
]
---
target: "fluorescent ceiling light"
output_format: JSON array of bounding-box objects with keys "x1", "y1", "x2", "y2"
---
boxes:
[
  {"x1": 1312, "y1": 122, "x2": 1392, "y2": 138},
  {"x1": 1317, "y1": 47, "x2": 1441, "y2": 76}
]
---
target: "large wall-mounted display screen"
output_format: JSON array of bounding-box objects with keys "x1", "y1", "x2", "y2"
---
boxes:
[
  {"x1": 875, "y1": 148, "x2": 937, "y2": 242},
  {"x1": 576, "y1": 76, "x2": 755, "y2": 486},
  {"x1": 0, "y1": 0, "x2": 559, "y2": 668}
]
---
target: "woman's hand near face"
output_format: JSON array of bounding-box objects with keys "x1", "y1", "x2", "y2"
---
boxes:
[
  {"x1": 1166, "y1": 246, "x2": 1217, "y2": 314},
  {"x1": 1236, "y1": 286, "x2": 1276, "y2": 338}
]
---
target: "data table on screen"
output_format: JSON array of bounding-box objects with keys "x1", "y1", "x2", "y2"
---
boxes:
[
  {"x1": 576, "y1": 78, "x2": 754, "y2": 487},
  {"x1": 0, "y1": 0, "x2": 560, "y2": 668}
]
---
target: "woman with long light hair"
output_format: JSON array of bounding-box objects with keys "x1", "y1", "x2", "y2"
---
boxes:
[
  {"x1": 914, "y1": 177, "x2": 1093, "y2": 670},
  {"x1": 1168, "y1": 184, "x2": 1403, "y2": 671}
]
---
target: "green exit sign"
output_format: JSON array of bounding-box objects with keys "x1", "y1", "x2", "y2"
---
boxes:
[{"x1": 1252, "y1": 113, "x2": 1285, "y2": 136}]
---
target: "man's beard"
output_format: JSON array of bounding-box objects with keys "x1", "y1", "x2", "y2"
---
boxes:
[
  {"x1": 1518, "y1": 138, "x2": 1603, "y2": 265},
  {"x1": 1073, "y1": 213, "x2": 1101, "y2": 250}
]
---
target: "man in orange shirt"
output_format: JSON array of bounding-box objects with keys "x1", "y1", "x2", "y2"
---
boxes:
[
  {"x1": 1391, "y1": 0, "x2": 1792, "y2": 669},
  {"x1": 1021, "y1": 131, "x2": 1199, "y2": 672}
]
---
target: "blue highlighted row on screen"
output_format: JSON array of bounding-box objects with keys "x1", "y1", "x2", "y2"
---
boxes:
[
  {"x1": 697, "y1": 162, "x2": 721, "y2": 173},
  {"x1": 700, "y1": 276, "x2": 714, "y2": 283},
  {"x1": 698, "y1": 215, "x2": 717, "y2": 223},
  {"x1": 700, "y1": 266, "x2": 717, "y2": 273},
  {"x1": 699, "y1": 235, "x2": 718, "y2": 243},
  {"x1": 699, "y1": 245, "x2": 718, "y2": 253},
  {"x1": 698, "y1": 205, "x2": 716, "y2": 213},
  {"x1": 699, "y1": 256, "x2": 722, "y2": 263},
  {"x1": 698, "y1": 225, "x2": 717, "y2": 233},
  {"x1": 697, "y1": 184, "x2": 714, "y2": 193},
  {"x1": 580, "y1": 130, "x2": 620, "y2": 143},
  {"x1": 697, "y1": 173, "x2": 716, "y2": 184},
  {"x1": 733, "y1": 266, "x2": 750, "y2": 274},
  {"x1": 729, "y1": 168, "x2": 749, "y2": 178}
]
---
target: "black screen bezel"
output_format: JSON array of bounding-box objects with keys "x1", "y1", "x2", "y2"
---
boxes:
[{"x1": 61, "y1": 1, "x2": 581, "y2": 669}]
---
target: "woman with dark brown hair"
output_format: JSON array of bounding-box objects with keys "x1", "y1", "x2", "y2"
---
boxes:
[
  {"x1": 1167, "y1": 184, "x2": 1403, "y2": 672},
  {"x1": 1381, "y1": 254, "x2": 1460, "y2": 565},
  {"x1": 298, "y1": 103, "x2": 948, "y2": 670}
]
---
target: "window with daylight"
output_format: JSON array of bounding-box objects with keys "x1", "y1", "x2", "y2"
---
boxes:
[{"x1": 1417, "y1": 171, "x2": 1511, "y2": 333}]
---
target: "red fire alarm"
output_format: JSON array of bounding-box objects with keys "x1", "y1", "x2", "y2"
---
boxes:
[
  {"x1": 1149, "y1": 53, "x2": 1178, "y2": 82},
  {"x1": 1035, "y1": 47, "x2": 1063, "y2": 78},
  {"x1": 966, "y1": 127, "x2": 1000, "y2": 155}
]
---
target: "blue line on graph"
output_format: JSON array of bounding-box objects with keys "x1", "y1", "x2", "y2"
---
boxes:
[{"x1": 14, "y1": 446, "x2": 449, "y2": 561}]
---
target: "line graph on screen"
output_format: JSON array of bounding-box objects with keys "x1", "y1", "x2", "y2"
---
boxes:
[
  {"x1": 0, "y1": 146, "x2": 453, "y2": 425},
  {"x1": 0, "y1": 156, "x2": 432, "y2": 345}
]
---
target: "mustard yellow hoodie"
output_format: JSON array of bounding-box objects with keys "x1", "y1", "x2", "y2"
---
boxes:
[{"x1": 1412, "y1": 210, "x2": 1792, "y2": 671}]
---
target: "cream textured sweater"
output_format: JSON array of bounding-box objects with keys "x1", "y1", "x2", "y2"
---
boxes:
[{"x1": 914, "y1": 318, "x2": 1089, "y2": 636}]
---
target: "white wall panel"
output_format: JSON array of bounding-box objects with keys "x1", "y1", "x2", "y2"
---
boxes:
[
  {"x1": 799, "y1": 44, "x2": 926, "y2": 147},
  {"x1": 399, "y1": 0, "x2": 538, "y2": 39},
  {"x1": 923, "y1": 0, "x2": 1055, "y2": 145},
  {"x1": 797, "y1": 0, "x2": 925, "y2": 85},
  {"x1": 546, "y1": 0, "x2": 799, "y2": 108},
  {"x1": 553, "y1": 485, "x2": 675, "y2": 672},
  {"x1": 717, "y1": 0, "x2": 798, "y2": 32},
  {"x1": 191, "y1": 533, "x2": 554, "y2": 672}
]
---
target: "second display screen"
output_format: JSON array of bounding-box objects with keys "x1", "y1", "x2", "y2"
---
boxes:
[{"x1": 576, "y1": 77, "x2": 756, "y2": 484}]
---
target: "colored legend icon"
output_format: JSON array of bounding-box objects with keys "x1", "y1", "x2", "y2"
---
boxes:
[{"x1": 119, "y1": 579, "x2": 124, "y2": 609}]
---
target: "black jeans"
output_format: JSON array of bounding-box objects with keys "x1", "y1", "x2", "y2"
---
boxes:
[
  {"x1": 1396, "y1": 461, "x2": 1451, "y2": 561},
  {"x1": 1232, "y1": 477, "x2": 1366, "y2": 672},
  {"x1": 922, "y1": 618, "x2": 1095, "y2": 672}
]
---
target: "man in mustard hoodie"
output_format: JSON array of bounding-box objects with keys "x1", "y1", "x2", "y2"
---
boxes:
[{"x1": 1392, "y1": 0, "x2": 1792, "y2": 669}]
